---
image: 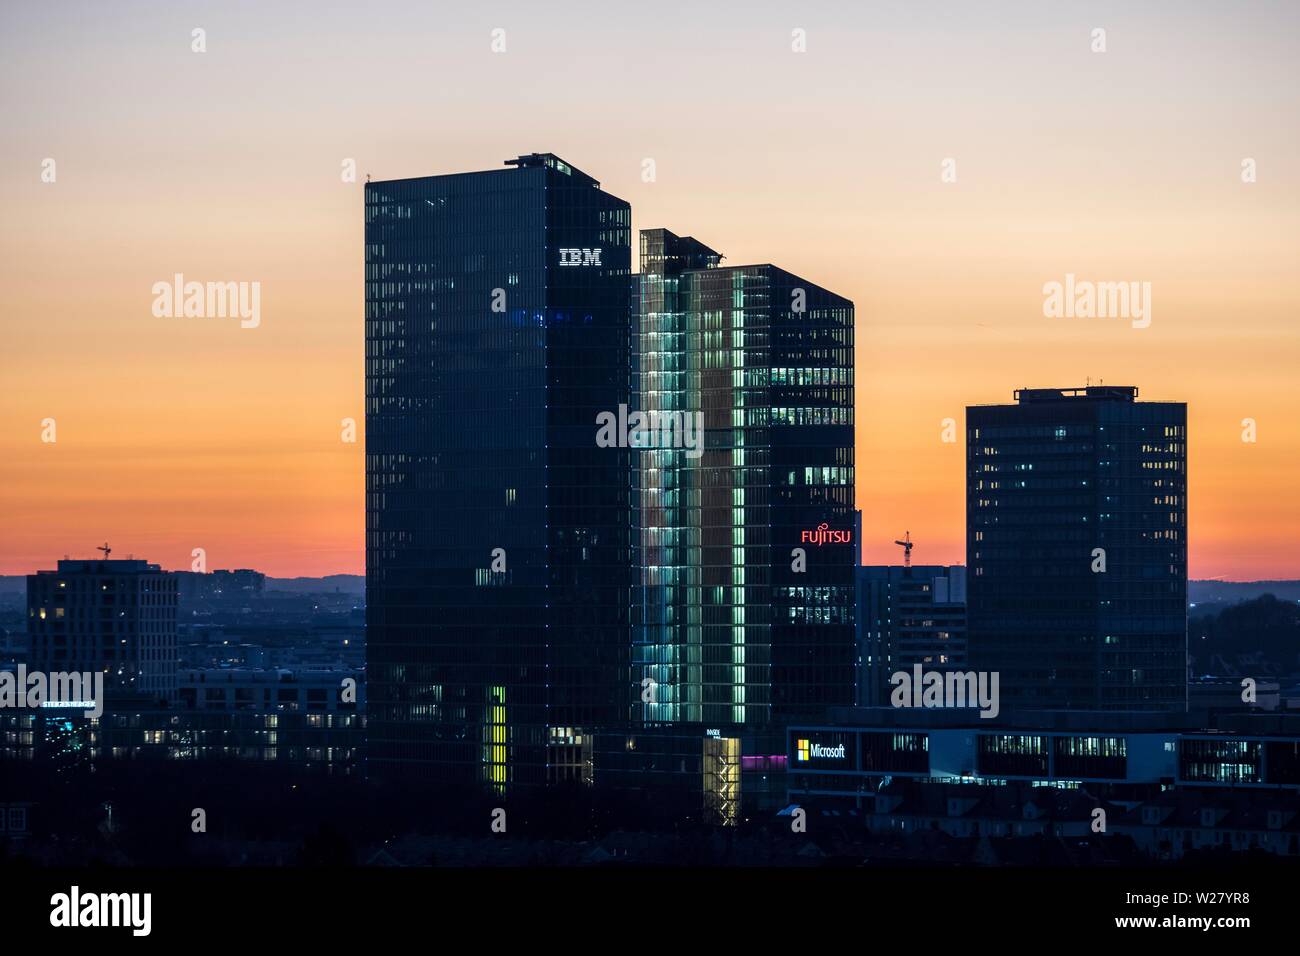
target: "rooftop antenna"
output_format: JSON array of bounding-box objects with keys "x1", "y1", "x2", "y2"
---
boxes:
[
  {"x1": 97, "y1": 542, "x2": 112, "y2": 560},
  {"x1": 893, "y1": 531, "x2": 913, "y2": 569}
]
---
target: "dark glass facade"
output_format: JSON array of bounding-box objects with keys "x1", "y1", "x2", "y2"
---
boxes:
[
  {"x1": 859, "y1": 731, "x2": 929, "y2": 773},
  {"x1": 977, "y1": 733, "x2": 1051, "y2": 777},
  {"x1": 634, "y1": 229, "x2": 856, "y2": 730},
  {"x1": 365, "y1": 154, "x2": 633, "y2": 790},
  {"x1": 967, "y1": 386, "x2": 1187, "y2": 712},
  {"x1": 857, "y1": 564, "x2": 967, "y2": 706},
  {"x1": 1180, "y1": 737, "x2": 1261, "y2": 785},
  {"x1": 1053, "y1": 734, "x2": 1127, "y2": 779}
]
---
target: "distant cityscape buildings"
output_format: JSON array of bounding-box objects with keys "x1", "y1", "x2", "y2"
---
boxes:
[
  {"x1": 176, "y1": 568, "x2": 265, "y2": 605},
  {"x1": 5, "y1": 562, "x2": 363, "y2": 774},
  {"x1": 178, "y1": 666, "x2": 364, "y2": 713}
]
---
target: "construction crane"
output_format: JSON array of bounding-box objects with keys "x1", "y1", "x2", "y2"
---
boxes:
[
  {"x1": 97, "y1": 542, "x2": 112, "y2": 559},
  {"x1": 893, "y1": 531, "x2": 913, "y2": 568}
]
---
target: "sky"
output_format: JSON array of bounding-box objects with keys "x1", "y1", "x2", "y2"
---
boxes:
[{"x1": 1, "y1": 0, "x2": 1297, "y2": 579}]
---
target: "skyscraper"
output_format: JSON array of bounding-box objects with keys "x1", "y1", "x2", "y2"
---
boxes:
[
  {"x1": 365, "y1": 153, "x2": 634, "y2": 790},
  {"x1": 634, "y1": 229, "x2": 857, "y2": 729},
  {"x1": 26, "y1": 557, "x2": 178, "y2": 704},
  {"x1": 966, "y1": 386, "x2": 1187, "y2": 712}
]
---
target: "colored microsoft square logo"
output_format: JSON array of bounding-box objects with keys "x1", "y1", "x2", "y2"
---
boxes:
[{"x1": 796, "y1": 738, "x2": 809, "y2": 762}]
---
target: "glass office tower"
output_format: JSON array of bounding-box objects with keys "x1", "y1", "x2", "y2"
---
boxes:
[
  {"x1": 365, "y1": 154, "x2": 633, "y2": 789},
  {"x1": 634, "y1": 229, "x2": 856, "y2": 730},
  {"x1": 967, "y1": 386, "x2": 1188, "y2": 712}
]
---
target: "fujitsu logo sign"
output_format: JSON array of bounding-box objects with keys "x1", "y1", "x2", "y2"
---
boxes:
[
  {"x1": 800, "y1": 522, "x2": 851, "y2": 546},
  {"x1": 559, "y1": 247, "x2": 602, "y2": 267}
]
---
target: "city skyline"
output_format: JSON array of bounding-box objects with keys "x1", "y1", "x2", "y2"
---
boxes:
[
  {"x1": 3, "y1": 1, "x2": 1298, "y2": 581},
  {"x1": 5, "y1": 0, "x2": 1300, "y2": 927}
]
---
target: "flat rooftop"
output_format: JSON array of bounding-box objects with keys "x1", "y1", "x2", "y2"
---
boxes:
[
  {"x1": 34, "y1": 559, "x2": 163, "y2": 575},
  {"x1": 1014, "y1": 386, "x2": 1139, "y2": 403}
]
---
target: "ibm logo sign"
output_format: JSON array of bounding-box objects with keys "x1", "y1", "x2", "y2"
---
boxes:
[{"x1": 558, "y1": 247, "x2": 602, "y2": 267}]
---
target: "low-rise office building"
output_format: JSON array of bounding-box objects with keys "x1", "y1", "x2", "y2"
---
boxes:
[
  {"x1": 178, "y1": 666, "x2": 364, "y2": 713},
  {"x1": 0, "y1": 704, "x2": 363, "y2": 775},
  {"x1": 786, "y1": 709, "x2": 1300, "y2": 859},
  {"x1": 788, "y1": 709, "x2": 1300, "y2": 797}
]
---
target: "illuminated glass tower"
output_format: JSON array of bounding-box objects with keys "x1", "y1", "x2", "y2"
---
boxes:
[
  {"x1": 967, "y1": 386, "x2": 1188, "y2": 712},
  {"x1": 633, "y1": 229, "x2": 856, "y2": 731},
  {"x1": 365, "y1": 154, "x2": 633, "y2": 789}
]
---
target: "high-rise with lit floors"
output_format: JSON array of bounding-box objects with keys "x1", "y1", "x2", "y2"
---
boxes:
[
  {"x1": 365, "y1": 153, "x2": 634, "y2": 790},
  {"x1": 967, "y1": 386, "x2": 1187, "y2": 712},
  {"x1": 633, "y1": 228, "x2": 857, "y2": 730}
]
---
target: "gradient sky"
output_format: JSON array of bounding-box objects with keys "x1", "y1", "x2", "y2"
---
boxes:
[{"x1": 1, "y1": 0, "x2": 1297, "y2": 579}]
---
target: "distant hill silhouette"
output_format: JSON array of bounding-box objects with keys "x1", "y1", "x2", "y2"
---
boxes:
[{"x1": 1189, "y1": 580, "x2": 1300, "y2": 608}]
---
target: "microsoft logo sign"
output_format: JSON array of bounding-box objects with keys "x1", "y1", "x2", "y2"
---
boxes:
[{"x1": 795, "y1": 738, "x2": 846, "y2": 762}]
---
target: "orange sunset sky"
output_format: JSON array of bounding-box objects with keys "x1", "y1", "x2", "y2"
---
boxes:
[{"x1": 1, "y1": 1, "x2": 1297, "y2": 579}]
